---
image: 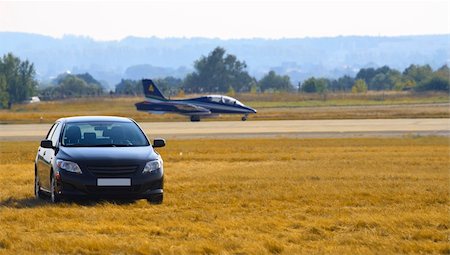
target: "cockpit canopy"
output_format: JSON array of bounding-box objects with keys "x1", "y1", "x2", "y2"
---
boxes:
[{"x1": 206, "y1": 95, "x2": 244, "y2": 106}]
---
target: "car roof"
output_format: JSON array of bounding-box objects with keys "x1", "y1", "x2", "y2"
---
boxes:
[{"x1": 56, "y1": 116, "x2": 134, "y2": 123}]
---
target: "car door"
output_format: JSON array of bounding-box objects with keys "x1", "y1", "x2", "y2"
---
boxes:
[
  {"x1": 38, "y1": 122, "x2": 63, "y2": 190},
  {"x1": 43, "y1": 122, "x2": 63, "y2": 189},
  {"x1": 37, "y1": 123, "x2": 57, "y2": 190}
]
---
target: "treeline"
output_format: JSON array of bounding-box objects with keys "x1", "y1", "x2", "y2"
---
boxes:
[
  {"x1": 300, "y1": 64, "x2": 450, "y2": 94},
  {"x1": 40, "y1": 73, "x2": 103, "y2": 100},
  {"x1": 115, "y1": 77, "x2": 183, "y2": 97},
  {"x1": 1, "y1": 48, "x2": 448, "y2": 108},
  {"x1": 112, "y1": 47, "x2": 449, "y2": 96},
  {"x1": 113, "y1": 47, "x2": 331, "y2": 96},
  {"x1": 0, "y1": 53, "x2": 37, "y2": 108},
  {"x1": 0, "y1": 53, "x2": 105, "y2": 107}
]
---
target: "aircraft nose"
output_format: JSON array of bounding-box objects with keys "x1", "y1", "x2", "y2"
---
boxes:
[{"x1": 249, "y1": 107, "x2": 257, "y2": 113}]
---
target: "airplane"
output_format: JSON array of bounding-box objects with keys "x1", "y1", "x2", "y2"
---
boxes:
[{"x1": 135, "y1": 79, "x2": 257, "y2": 122}]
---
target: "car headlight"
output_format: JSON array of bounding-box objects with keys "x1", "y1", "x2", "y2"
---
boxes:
[
  {"x1": 143, "y1": 159, "x2": 162, "y2": 173},
  {"x1": 56, "y1": 159, "x2": 82, "y2": 174}
]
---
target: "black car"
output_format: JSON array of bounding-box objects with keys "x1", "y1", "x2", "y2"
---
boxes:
[{"x1": 34, "y1": 116, "x2": 165, "y2": 204}]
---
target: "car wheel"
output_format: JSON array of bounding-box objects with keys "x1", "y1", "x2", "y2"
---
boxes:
[
  {"x1": 34, "y1": 172, "x2": 44, "y2": 199},
  {"x1": 50, "y1": 175, "x2": 61, "y2": 203},
  {"x1": 147, "y1": 194, "x2": 163, "y2": 204},
  {"x1": 190, "y1": 116, "x2": 200, "y2": 122}
]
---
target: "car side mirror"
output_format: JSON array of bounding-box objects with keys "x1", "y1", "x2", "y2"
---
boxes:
[
  {"x1": 40, "y1": 139, "x2": 54, "y2": 149},
  {"x1": 152, "y1": 138, "x2": 166, "y2": 148}
]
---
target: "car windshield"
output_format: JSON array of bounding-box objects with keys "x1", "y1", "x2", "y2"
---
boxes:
[{"x1": 61, "y1": 121, "x2": 149, "y2": 147}]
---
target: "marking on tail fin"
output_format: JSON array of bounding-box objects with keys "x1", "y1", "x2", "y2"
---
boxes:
[{"x1": 142, "y1": 79, "x2": 166, "y2": 100}]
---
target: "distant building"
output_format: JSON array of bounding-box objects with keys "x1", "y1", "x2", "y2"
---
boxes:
[{"x1": 28, "y1": 96, "x2": 41, "y2": 103}]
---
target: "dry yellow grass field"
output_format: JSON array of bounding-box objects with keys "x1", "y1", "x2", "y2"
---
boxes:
[
  {"x1": 0, "y1": 92, "x2": 449, "y2": 123},
  {"x1": 0, "y1": 137, "x2": 449, "y2": 254}
]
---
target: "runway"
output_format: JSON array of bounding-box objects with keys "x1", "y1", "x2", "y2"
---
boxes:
[{"x1": 0, "y1": 118, "x2": 448, "y2": 141}]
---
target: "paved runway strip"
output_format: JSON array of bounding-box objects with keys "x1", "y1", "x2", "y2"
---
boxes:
[{"x1": 0, "y1": 119, "x2": 448, "y2": 141}]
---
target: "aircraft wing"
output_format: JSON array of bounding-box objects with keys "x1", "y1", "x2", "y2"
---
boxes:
[
  {"x1": 136, "y1": 100, "x2": 212, "y2": 116},
  {"x1": 172, "y1": 103, "x2": 211, "y2": 115}
]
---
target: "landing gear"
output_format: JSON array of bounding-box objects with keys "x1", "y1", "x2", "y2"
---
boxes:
[
  {"x1": 241, "y1": 114, "x2": 248, "y2": 121},
  {"x1": 190, "y1": 116, "x2": 201, "y2": 122}
]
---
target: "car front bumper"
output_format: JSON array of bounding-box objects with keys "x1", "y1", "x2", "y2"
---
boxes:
[{"x1": 57, "y1": 169, "x2": 163, "y2": 199}]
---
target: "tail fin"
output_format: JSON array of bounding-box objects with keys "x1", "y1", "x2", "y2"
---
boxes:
[{"x1": 142, "y1": 79, "x2": 166, "y2": 100}]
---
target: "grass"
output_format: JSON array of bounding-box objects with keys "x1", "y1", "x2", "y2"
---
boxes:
[
  {"x1": 0, "y1": 137, "x2": 449, "y2": 254},
  {"x1": 0, "y1": 91, "x2": 448, "y2": 123},
  {"x1": 238, "y1": 91, "x2": 450, "y2": 108}
]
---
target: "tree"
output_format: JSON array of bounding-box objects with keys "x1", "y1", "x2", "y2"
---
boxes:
[
  {"x1": 76, "y1": 73, "x2": 102, "y2": 87},
  {"x1": 114, "y1": 77, "x2": 183, "y2": 97},
  {"x1": 411, "y1": 65, "x2": 449, "y2": 91},
  {"x1": 403, "y1": 64, "x2": 433, "y2": 86},
  {"x1": 0, "y1": 53, "x2": 37, "y2": 108},
  {"x1": 60, "y1": 74, "x2": 103, "y2": 97},
  {"x1": 416, "y1": 76, "x2": 449, "y2": 91},
  {"x1": 434, "y1": 65, "x2": 450, "y2": 81},
  {"x1": 356, "y1": 67, "x2": 376, "y2": 84},
  {"x1": 393, "y1": 78, "x2": 416, "y2": 91},
  {"x1": 258, "y1": 71, "x2": 293, "y2": 92},
  {"x1": 352, "y1": 79, "x2": 368, "y2": 93},
  {"x1": 300, "y1": 77, "x2": 329, "y2": 96},
  {"x1": 385, "y1": 69, "x2": 402, "y2": 90},
  {"x1": 356, "y1": 66, "x2": 399, "y2": 90},
  {"x1": 183, "y1": 47, "x2": 253, "y2": 93},
  {"x1": 315, "y1": 78, "x2": 329, "y2": 100},
  {"x1": 329, "y1": 75, "x2": 354, "y2": 92},
  {"x1": 301, "y1": 77, "x2": 317, "y2": 93},
  {"x1": 371, "y1": 73, "x2": 388, "y2": 91},
  {"x1": 41, "y1": 73, "x2": 103, "y2": 99},
  {"x1": 115, "y1": 79, "x2": 141, "y2": 96},
  {"x1": 0, "y1": 75, "x2": 9, "y2": 108},
  {"x1": 154, "y1": 76, "x2": 183, "y2": 97},
  {"x1": 60, "y1": 76, "x2": 86, "y2": 97}
]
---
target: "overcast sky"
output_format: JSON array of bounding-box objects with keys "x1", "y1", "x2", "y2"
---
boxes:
[{"x1": 0, "y1": 0, "x2": 449, "y2": 40}]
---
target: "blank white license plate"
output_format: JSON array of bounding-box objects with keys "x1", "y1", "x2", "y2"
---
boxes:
[{"x1": 97, "y1": 178, "x2": 131, "y2": 186}]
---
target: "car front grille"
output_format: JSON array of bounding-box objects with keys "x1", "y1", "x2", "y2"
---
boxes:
[
  {"x1": 86, "y1": 185, "x2": 141, "y2": 194},
  {"x1": 87, "y1": 165, "x2": 139, "y2": 177}
]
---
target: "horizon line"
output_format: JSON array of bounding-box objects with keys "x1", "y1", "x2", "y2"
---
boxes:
[{"x1": 1, "y1": 31, "x2": 449, "y2": 42}]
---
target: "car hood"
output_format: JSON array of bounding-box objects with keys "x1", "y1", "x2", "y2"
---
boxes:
[{"x1": 57, "y1": 146, "x2": 159, "y2": 166}]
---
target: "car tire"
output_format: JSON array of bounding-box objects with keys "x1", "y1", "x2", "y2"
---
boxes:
[
  {"x1": 147, "y1": 194, "x2": 163, "y2": 204},
  {"x1": 190, "y1": 116, "x2": 200, "y2": 122},
  {"x1": 50, "y1": 175, "x2": 61, "y2": 203},
  {"x1": 34, "y1": 171, "x2": 44, "y2": 199}
]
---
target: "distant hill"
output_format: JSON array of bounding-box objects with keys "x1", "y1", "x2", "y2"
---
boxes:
[{"x1": 0, "y1": 32, "x2": 448, "y2": 89}]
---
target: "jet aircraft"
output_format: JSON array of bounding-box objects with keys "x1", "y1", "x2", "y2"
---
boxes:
[{"x1": 135, "y1": 79, "x2": 257, "y2": 122}]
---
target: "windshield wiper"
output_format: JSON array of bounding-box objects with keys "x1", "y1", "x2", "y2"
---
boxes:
[
  {"x1": 64, "y1": 144, "x2": 117, "y2": 147},
  {"x1": 94, "y1": 144, "x2": 119, "y2": 147},
  {"x1": 64, "y1": 144, "x2": 141, "y2": 147}
]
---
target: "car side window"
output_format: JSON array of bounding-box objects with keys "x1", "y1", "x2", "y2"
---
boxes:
[
  {"x1": 45, "y1": 123, "x2": 58, "y2": 140},
  {"x1": 50, "y1": 123, "x2": 62, "y2": 147}
]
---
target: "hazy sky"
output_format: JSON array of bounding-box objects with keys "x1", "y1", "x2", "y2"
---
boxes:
[{"x1": 0, "y1": 0, "x2": 449, "y2": 40}]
